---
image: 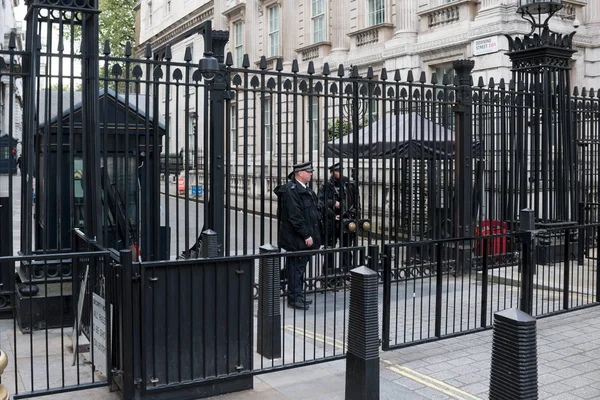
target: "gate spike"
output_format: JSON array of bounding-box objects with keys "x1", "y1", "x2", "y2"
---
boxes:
[
  {"x1": 322, "y1": 62, "x2": 330, "y2": 76},
  {"x1": 509, "y1": 79, "x2": 515, "y2": 91},
  {"x1": 380, "y1": 68, "x2": 387, "y2": 81},
  {"x1": 517, "y1": 81, "x2": 525, "y2": 91},
  {"x1": 419, "y1": 71, "x2": 426, "y2": 83},
  {"x1": 275, "y1": 58, "x2": 283, "y2": 71},
  {"x1": 242, "y1": 54, "x2": 250, "y2": 68},
  {"x1": 350, "y1": 65, "x2": 360, "y2": 78},
  {"x1": 259, "y1": 56, "x2": 267, "y2": 70},
  {"x1": 441, "y1": 72, "x2": 449, "y2": 85},
  {"x1": 225, "y1": 52, "x2": 233, "y2": 66},
  {"x1": 0, "y1": 58, "x2": 5, "y2": 71},
  {"x1": 57, "y1": 37, "x2": 64, "y2": 52},
  {"x1": 582, "y1": 87, "x2": 587, "y2": 97},
  {"x1": 337, "y1": 64, "x2": 345, "y2": 77},
  {"x1": 431, "y1": 72, "x2": 437, "y2": 85},
  {"x1": 165, "y1": 45, "x2": 172, "y2": 60},
  {"x1": 367, "y1": 66, "x2": 374, "y2": 79},
  {"x1": 8, "y1": 32, "x2": 16, "y2": 50},
  {"x1": 590, "y1": 88, "x2": 595, "y2": 98},
  {"x1": 291, "y1": 59, "x2": 299, "y2": 73},
  {"x1": 125, "y1": 41, "x2": 132, "y2": 57},
  {"x1": 453, "y1": 75, "x2": 459, "y2": 86},
  {"x1": 477, "y1": 77, "x2": 485, "y2": 88},
  {"x1": 145, "y1": 43, "x2": 152, "y2": 59},
  {"x1": 488, "y1": 77, "x2": 495, "y2": 89},
  {"x1": 407, "y1": 70, "x2": 414, "y2": 83},
  {"x1": 499, "y1": 78, "x2": 505, "y2": 90},
  {"x1": 36, "y1": 35, "x2": 42, "y2": 50},
  {"x1": 394, "y1": 70, "x2": 401, "y2": 82},
  {"x1": 573, "y1": 86, "x2": 579, "y2": 96},
  {"x1": 184, "y1": 47, "x2": 192, "y2": 62},
  {"x1": 103, "y1": 40, "x2": 111, "y2": 55},
  {"x1": 307, "y1": 61, "x2": 315, "y2": 75}
]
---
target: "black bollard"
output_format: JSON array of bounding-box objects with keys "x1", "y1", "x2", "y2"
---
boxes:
[
  {"x1": 489, "y1": 308, "x2": 538, "y2": 400},
  {"x1": 200, "y1": 229, "x2": 218, "y2": 258},
  {"x1": 257, "y1": 244, "x2": 281, "y2": 359},
  {"x1": 520, "y1": 209, "x2": 535, "y2": 315},
  {"x1": 345, "y1": 266, "x2": 379, "y2": 400}
]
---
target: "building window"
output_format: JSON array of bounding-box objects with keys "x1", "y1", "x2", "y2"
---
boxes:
[
  {"x1": 312, "y1": 0, "x2": 325, "y2": 43},
  {"x1": 264, "y1": 98, "x2": 272, "y2": 152},
  {"x1": 368, "y1": 0, "x2": 385, "y2": 26},
  {"x1": 234, "y1": 21, "x2": 244, "y2": 67},
  {"x1": 268, "y1": 5, "x2": 280, "y2": 57},
  {"x1": 309, "y1": 97, "x2": 320, "y2": 151},
  {"x1": 231, "y1": 105, "x2": 238, "y2": 152},
  {"x1": 147, "y1": 0, "x2": 153, "y2": 26},
  {"x1": 433, "y1": 63, "x2": 456, "y2": 130}
]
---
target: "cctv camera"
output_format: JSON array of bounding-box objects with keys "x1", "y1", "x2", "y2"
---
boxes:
[{"x1": 573, "y1": 18, "x2": 580, "y2": 29}]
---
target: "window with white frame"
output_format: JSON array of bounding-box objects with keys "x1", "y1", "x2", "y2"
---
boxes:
[
  {"x1": 234, "y1": 21, "x2": 244, "y2": 67},
  {"x1": 264, "y1": 98, "x2": 273, "y2": 152},
  {"x1": 268, "y1": 5, "x2": 280, "y2": 57},
  {"x1": 309, "y1": 96, "x2": 320, "y2": 151},
  {"x1": 312, "y1": 0, "x2": 325, "y2": 43},
  {"x1": 433, "y1": 63, "x2": 456, "y2": 130},
  {"x1": 231, "y1": 105, "x2": 238, "y2": 152},
  {"x1": 147, "y1": 0, "x2": 153, "y2": 26},
  {"x1": 368, "y1": 0, "x2": 385, "y2": 26}
]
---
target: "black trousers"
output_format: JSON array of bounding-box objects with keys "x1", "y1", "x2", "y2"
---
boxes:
[
  {"x1": 323, "y1": 224, "x2": 356, "y2": 275},
  {"x1": 286, "y1": 255, "x2": 309, "y2": 303}
]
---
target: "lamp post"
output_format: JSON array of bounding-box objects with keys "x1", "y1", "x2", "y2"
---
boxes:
[
  {"x1": 516, "y1": 0, "x2": 563, "y2": 35},
  {"x1": 199, "y1": 21, "x2": 229, "y2": 257}
]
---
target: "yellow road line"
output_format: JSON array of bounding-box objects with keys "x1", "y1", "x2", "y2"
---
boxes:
[
  {"x1": 381, "y1": 359, "x2": 481, "y2": 400},
  {"x1": 283, "y1": 325, "x2": 480, "y2": 400}
]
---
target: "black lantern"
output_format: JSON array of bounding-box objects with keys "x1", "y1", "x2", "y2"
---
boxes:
[{"x1": 517, "y1": 0, "x2": 564, "y2": 35}]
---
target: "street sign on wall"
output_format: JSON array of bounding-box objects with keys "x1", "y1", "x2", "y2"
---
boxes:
[{"x1": 473, "y1": 36, "x2": 499, "y2": 56}]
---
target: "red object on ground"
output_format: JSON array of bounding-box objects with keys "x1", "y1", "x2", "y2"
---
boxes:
[{"x1": 475, "y1": 220, "x2": 507, "y2": 256}]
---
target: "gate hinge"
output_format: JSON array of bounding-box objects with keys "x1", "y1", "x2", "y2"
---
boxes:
[{"x1": 134, "y1": 378, "x2": 142, "y2": 388}]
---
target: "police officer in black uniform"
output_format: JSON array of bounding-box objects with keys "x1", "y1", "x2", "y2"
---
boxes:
[
  {"x1": 318, "y1": 162, "x2": 360, "y2": 281},
  {"x1": 275, "y1": 161, "x2": 322, "y2": 310}
]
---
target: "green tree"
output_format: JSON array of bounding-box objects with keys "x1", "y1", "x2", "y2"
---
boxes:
[{"x1": 98, "y1": 0, "x2": 136, "y2": 57}]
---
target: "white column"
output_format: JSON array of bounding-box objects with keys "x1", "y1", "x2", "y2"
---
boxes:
[
  {"x1": 394, "y1": 0, "x2": 418, "y2": 42},
  {"x1": 330, "y1": 0, "x2": 350, "y2": 56},
  {"x1": 584, "y1": 0, "x2": 600, "y2": 24}
]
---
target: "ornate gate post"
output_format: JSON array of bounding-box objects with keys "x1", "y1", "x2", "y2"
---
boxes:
[
  {"x1": 453, "y1": 59, "x2": 475, "y2": 273},
  {"x1": 199, "y1": 21, "x2": 230, "y2": 257}
]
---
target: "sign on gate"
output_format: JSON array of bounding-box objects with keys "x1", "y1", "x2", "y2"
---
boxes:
[{"x1": 92, "y1": 292, "x2": 111, "y2": 377}]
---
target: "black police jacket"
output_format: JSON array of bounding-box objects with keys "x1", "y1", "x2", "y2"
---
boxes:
[
  {"x1": 317, "y1": 177, "x2": 360, "y2": 231},
  {"x1": 275, "y1": 179, "x2": 323, "y2": 251}
]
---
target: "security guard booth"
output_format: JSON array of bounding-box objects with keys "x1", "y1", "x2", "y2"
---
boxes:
[
  {"x1": 34, "y1": 89, "x2": 166, "y2": 255},
  {"x1": 0, "y1": 134, "x2": 18, "y2": 174}
]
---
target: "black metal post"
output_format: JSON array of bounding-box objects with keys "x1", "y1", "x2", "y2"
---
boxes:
[
  {"x1": 119, "y1": 249, "x2": 135, "y2": 400},
  {"x1": 489, "y1": 308, "x2": 538, "y2": 399},
  {"x1": 257, "y1": 244, "x2": 281, "y2": 359},
  {"x1": 520, "y1": 208, "x2": 535, "y2": 315},
  {"x1": 381, "y1": 245, "x2": 391, "y2": 351},
  {"x1": 200, "y1": 23, "x2": 229, "y2": 257},
  {"x1": 200, "y1": 229, "x2": 219, "y2": 258},
  {"x1": 453, "y1": 59, "x2": 475, "y2": 273},
  {"x1": 345, "y1": 266, "x2": 379, "y2": 400}
]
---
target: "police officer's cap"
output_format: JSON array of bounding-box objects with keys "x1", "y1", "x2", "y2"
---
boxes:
[
  {"x1": 288, "y1": 161, "x2": 314, "y2": 180},
  {"x1": 329, "y1": 162, "x2": 341, "y2": 173}
]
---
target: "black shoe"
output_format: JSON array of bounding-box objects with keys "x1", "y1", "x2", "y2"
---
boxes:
[
  {"x1": 302, "y1": 298, "x2": 313, "y2": 305},
  {"x1": 287, "y1": 300, "x2": 309, "y2": 310}
]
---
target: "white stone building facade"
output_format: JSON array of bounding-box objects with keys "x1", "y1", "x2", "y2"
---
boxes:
[
  {"x1": 135, "y1": 0, "x2": 600, "y2": 160},
  {"x1": 1, "y1": 0, "x2": 24, "y2": 152}
]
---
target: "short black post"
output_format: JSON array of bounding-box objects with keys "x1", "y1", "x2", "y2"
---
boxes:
[
  {"x1": 257, "y1": 244, "x2": 281, "y2": 359},
  {"x1": 489, "y1": 308, "x2": 538, "y2": 399},
  {"x1": 520, "y1": 208, "x2": 535, "y2": 315},
  {"x1": 200, "y1": 229, "x2": 219, "y2": 258},
  {"x1": 345, "y1": 266, "x2": 379, "y2": 400}
]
